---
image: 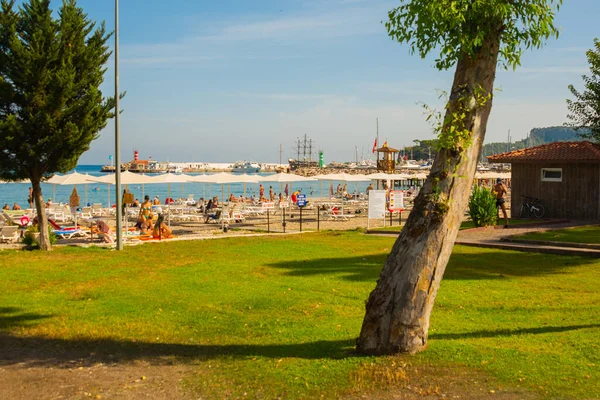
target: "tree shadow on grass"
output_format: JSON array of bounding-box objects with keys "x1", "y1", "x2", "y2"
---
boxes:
[
  {"x1": 265, "y1": 248, "x2": 596, "y2": 282},
  {"x1": 0, "y1": 307, "x2": 359, "y2": 368},
  {"x1": 0, "y1": 307, "x2": 53, "y2": 330},
  {"x1": 431, "y1": 324, "x2": 600, "y2": 340}
]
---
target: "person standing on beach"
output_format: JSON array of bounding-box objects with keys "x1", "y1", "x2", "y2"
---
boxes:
[
  {"x1": 493, "y1": 178, "x2": 509, "y2": 228},
  {"x1": 269, "y1": 186, "x2": 275, "y2": 201},
  {"x1": 27, "y1": 187, "x2": 33, "y2": 208}
]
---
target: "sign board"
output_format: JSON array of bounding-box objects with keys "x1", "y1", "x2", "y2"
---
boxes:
[
  {"x1": 368, "y1": 190, "x2": 386, "y2": 219},
  {"x1": 388, "y1": 190, "x2": 404, "y2": 212},
  {"x1": 296, "y1": 194, "x2": 307, "y2": 207},
  {"x1": 279, "y1": 201, "x2": 289, "y2": 209},
  {"x1": 262, "y1": 202, "x2": 275, "y2": 209}
]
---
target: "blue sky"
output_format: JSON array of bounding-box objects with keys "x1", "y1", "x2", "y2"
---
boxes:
[{"x1": 42, "y1": 0, "x2": 599, "y2": 164}]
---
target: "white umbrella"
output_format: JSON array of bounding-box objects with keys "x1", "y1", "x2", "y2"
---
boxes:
[
  {"x1": 54, "y1": 172, "x2": 98, "y2": 227},
  {"x1": 259, "y1": 173, "x2": 317, "y2": 183},
  {"x1": 89, "y1": 171, "x2": 156, "y2": 207},
  {"x1": 91, "y1": 171, "x2": 155, "y2": 185},
  {"x1": 313, "y1": 173, "x2": 370, "y2": 182},
  {"x1": 148, "y1": 173, "x2": 193, "y2": 227}
]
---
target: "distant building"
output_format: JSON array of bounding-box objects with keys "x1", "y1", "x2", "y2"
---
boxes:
[{"x1": 488, "y1": 141, "x2": 600, "y2": 220}]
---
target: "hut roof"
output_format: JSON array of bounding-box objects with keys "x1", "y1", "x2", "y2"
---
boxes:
[
  {"x1": 377, "y1": 146, "x2": 399, "y2": 152},
  {"x1": 487, "y1": 141, "x2": 600, "y2": 163}
]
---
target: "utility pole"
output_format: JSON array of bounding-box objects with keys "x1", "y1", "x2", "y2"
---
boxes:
[
  {"x1": 114, "y1": 0, "x2": 123, "y2": 250},
  {"x1": 279, "y1": 144, "x2": 283, "y2": 166}
]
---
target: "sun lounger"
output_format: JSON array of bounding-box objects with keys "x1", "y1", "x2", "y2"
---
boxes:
[
  {"x1": 53, "y1": 228, "x2": 88, "y2": 239},
  {"x1": 0, "y1": 225, "x2": 20, "y2": 243}
]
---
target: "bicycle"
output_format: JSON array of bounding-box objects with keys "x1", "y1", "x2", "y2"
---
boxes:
[{"x1": 520, "y1": 195, "x2": 545, "y2": 219}]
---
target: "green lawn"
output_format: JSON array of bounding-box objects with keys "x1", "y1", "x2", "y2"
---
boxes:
[
  {"x1": 0, "y1": 232, "x2": 598, "y2": 398},
  {"x1": 368, "y1": 218, "x2": 541, "y2": 232},
  {"x1": 514, "y1": 225, "x2": 600, "y2": 244}
]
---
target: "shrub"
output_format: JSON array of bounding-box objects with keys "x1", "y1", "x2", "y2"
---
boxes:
[
  {"x1": 468, "y1": 185, "x2": 498, "y2": 227},
  {"x1": 21, "y1": 225, "x2": 57, "y2": 249}
]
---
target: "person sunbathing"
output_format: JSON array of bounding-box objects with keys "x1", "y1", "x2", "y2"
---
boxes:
[
  {"x1": 152, "y1": 214, "x2": 173, "y2": 239},
  {"x1": 96, "y1": 220, "x2": 114, "y2": 243},
  {"x1": 135, "y1": 215, "x2": 152, "y2": 233}
]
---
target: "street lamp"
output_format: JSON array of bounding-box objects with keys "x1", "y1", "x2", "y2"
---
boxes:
[{"x1": 114, "y1": 0, "x2": 123, "y2": 250}]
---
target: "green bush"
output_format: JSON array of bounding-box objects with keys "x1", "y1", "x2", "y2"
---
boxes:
[
  {"x1": 21, "y1": 225, "x2": 57, "y2": 249},
  {"x1": 468, "y1": 185, "x2": 497, "y2": 227}
]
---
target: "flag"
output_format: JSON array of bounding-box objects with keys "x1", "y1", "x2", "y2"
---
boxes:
[
  {"x1": 383, "y1": 140, "x2": 388, "y2": 147},
  {"x1": 372, "y1": 137, "x2": 378, "y2": 153}
]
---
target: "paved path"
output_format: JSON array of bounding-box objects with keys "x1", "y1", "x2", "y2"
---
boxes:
[{"x1": 456, "y1": 221, "x2": 600, "y2": 257}]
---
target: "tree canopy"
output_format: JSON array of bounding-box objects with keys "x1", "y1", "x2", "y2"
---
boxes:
[
  {"x1": 358, "y1": 0, "x2": 562, "y2": 355},
  {"x1": 0, "y1": 0, "x2": 114, "y2": 182},
  {"x1": 0, "y1": 0, "x2": 114, "y2": 250},
  {"x1": 566, "y1": 38, "x2": 600, "y2": 142},
  {"x1": 386, "y1": 0, "x2": 561, "y2": 71}
]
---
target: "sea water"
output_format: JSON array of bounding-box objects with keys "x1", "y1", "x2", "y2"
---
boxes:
[{"x1": 0, "y1": 165, "x2": 370, "y2": 208}]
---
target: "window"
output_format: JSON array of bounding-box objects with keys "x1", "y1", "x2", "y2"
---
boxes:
[{"x1": 541, "y1": 168, "x2": 562, "y2": 182}]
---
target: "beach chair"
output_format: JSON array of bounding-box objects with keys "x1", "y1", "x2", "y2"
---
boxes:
[
  {"x1": 204, "y1": 209, "x2": 222, "y2": 224},
  {"x1": 91, "y1": 203, "x2": 104, "y2": 217},
  {"x1": 80, "y1": 207, "x2": 93, "y2": 219},
  {"x1": 0, "y1": 226, "x2": 19, "y2": 243},
  {"x1": 53, "y1": 228, "x2": 88, "y2": 239}
]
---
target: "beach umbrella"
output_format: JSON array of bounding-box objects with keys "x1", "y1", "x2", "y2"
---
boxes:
[
  {"x1": 55, "y1": 172, "x2": 98, "y2": 218},
  {"x1": 148, "y1": 173, "x2": 193, "y2": 227},
  {"x1": 258, "y1": 173, "x2": 317, "y2": 183},
  {"x1": 210, "y1": 173, "x2": 259, "y2": 199},
  {"x1": 190, "y1": 173, "x2": 259, "y2": 201},
  {"x1": 89, "y1": 171, "x2": 156, "y2": 207}
]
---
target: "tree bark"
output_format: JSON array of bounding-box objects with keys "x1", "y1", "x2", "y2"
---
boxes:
[
  {"x1": 31, "y1": 177, "x2": 51, "y2": 250},
  {"x1": 357, "y1": 34, "x2": 501, "y2": 355}
]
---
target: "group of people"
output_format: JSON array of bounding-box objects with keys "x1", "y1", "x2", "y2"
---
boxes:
[
  {"x1": 134, "y1": 195, "x2": 173, "y2": 239},
  {"x1": 2, "y1": 203, "x2": 21, "y2": 211}
]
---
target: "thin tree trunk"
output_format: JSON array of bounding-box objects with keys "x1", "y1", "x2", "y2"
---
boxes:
[
  {"x1": 357, "y1": 34, "x2": 501, "y2": 355},
  {"x1": 32, "y1": 177, "x2": 51, "y2": 250}
]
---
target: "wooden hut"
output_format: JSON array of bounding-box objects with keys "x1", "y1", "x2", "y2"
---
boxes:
[
  {"x1": 488, "y1": 141, "x2": 600, "y2": 220},
  {"x1": 376, "y1": 144, "x2": 399, "y2": 173}
]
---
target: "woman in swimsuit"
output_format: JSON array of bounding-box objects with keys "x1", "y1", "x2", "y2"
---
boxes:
[
  {"x1": 139, "y1": 195, "x2": 154, "y2": 229},
  {"x1": 152, "y1": 214, "x2": 173, "y2": 239}
]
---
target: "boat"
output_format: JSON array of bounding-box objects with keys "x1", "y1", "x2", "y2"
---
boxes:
[{"x1": 231, "y1": 161, "x2": 261, "y2": 173}]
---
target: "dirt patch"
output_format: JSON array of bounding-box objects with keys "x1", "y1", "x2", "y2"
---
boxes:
[
  {"x1": 0, "y1": 361, "x2": 196, "y2": 400},
  {"x1": 0, "y1": 357, "x2": 540, "y2": 400},
  {"x1": 347, "y1": 361, "x2": 540, "y2": 400}
]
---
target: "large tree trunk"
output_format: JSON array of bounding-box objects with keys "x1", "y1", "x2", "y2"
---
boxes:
[
  {"x1": 357, "y1": 34, "x2": 501, "y2": 355},
  {"x1": 31, "y1": 177, "x2": 51, "y2": 250}
]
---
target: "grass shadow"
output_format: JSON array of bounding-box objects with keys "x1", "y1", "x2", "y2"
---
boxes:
[
  {"x1": 266, "y1": 248, "x2": 597, "y2": 282},
  {"x1": 431, "y1": 324, "x2": 600, "y2": 340},
  {"x1": 0, "y1": 331, "x2": 359, "y2": 367},
  {"x1": 0, "y1": 307, "x2": 52, "y2": 330}
]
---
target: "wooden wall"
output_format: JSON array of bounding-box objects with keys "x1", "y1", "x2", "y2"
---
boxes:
[{"x1": 511, "y1": 163, "x2": 600, "y2": 220}]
